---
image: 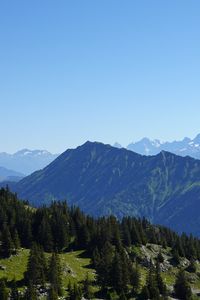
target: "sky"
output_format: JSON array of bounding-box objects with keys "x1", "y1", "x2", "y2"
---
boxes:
[{"x1": 0, "y1": 0, "x2": 200, "y2": 153}]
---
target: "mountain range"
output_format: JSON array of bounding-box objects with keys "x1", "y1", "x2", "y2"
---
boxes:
[
  {"x1": 6, "y1": 141, "x2": 200, "y2": 237},
  {"x1": 0, "y1": 166, "x2": 24, "y2": 182},
  {"x1": 0, "y1": 149, "x2": 58, "y2": 175},
  {"x1": 115, "y1": 134, "x2": 200, "y2": 159}
]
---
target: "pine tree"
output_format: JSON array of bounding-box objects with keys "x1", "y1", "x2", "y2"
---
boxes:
[
  {"x1": 146, "y1": 265, "x2": 160, "y2": 299},
  {"x1": 24, "y1": 243, "x2": 47, "y2": 286},
  {"x1": 96, "y1": 242, "x2": 114, "y2": 290},
  {"x1": 48, "y1": 252, "x2": 62, "y2": 296},
  {"x1": 174, "y1": 270, "x2": 192, "y2": 300}
]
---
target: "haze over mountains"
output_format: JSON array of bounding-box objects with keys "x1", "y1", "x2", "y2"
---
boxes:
[
  {"x1": 115, "y1": 134, "x2": 200, "y2": 159},
  {"x1": 0, "y1": 166, "x2": 24, "y2": 182},
  {"x1": 0, "y1": 149, "x2": 58, "y2": 175},
  {"x1": 5, "y1": 141, "x2": 200, "y2": 237}
]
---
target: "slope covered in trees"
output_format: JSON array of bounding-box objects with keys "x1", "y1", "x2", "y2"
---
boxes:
[
  {"x1": 7, "y1": 141, "x2": 200, "y2": 236},
  {"x1": 0, "y1": 188, "x2": 200, "y2": 299}
]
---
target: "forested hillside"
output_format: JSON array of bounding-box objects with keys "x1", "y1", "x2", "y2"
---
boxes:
[{"x1": 0, "y1": 188, "x2": 200, "y2": 299}]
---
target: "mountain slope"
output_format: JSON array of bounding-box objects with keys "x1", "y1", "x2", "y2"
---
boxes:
[
  {"x1": 126, "y1": 134, "x2": 200, "y2": 159},
  {"x1": 0, "y1": 149, "x2": 58, "y2": 174},
  {"x1": 0, "y1": 166, "x2": 24, "y2": 182},
  {"x1": 10, "y1": 141, "x2": 200, "y2": 236}
]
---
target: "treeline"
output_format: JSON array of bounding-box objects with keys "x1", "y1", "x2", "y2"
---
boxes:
[
  {"x1": 0, "y1": 187, "x2": 198, "y2": 299},
  {"x1": 0, "y1": 187, "x2": 200, "y2": 260}
]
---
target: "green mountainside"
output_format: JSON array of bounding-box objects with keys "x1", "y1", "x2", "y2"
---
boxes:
[
  {"x1": 1, "y1": 188, "x2": 200, "y2": 299},
  {"x1": 10, "y1": 141, "x2": 200, "y2": 236}
]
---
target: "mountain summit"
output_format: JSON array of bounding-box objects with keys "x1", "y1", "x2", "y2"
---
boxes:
[
  {"x1": 0, "y1": 149, "x2": 58, "y2": 174},
  {"x1": 127, "y1": 134, "x2": 200, "y2": 158},
  {"x1": 9, "y1": 141, "x2": 200, "y2": 236}
]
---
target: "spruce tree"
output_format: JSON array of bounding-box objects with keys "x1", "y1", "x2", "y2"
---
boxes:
[
  {"x1": 24, "y1": 243, "x2": 47, "y2": 286},
  {"x1": 48, "y1": 252, "x2": 62, "y2": 296},
  {"x1": 111, "y1": 252, "x2": 124, "y2": 294}
]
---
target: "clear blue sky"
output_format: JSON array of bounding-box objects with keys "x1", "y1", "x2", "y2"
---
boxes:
[{"x1": 1, "y1": 0, "x2": 200, "y2": 153}]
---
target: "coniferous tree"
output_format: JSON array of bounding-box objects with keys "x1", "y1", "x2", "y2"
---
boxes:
[
  {"x1": 155, "y1": 261, "x2": 167, "y2": 296},
  {"x1": 96, "y1": 242, "x2": 114, "y2": 290},
  {"x1": 92, "y1": 247, "x2": 101, "y2": 268},
  {"x1": 25, "y1": 243, "x2": 47, "y2": 286},
  {"x1": 174, "y1": 270, "x2": 192, "y2": 300},
  {"x1": 1, "y1": 224, "x2": 15, "y2": 257},
  {"x1": 13, "y1": 229, "x2": 21, "y2": 253},
  {"x1": 111, "y1": 251, "x2": 126, "y2": 294},
  {"x1": 48, "y1": 252, "x2": 62, "y2": 296},
  {"x1": 130, "y1": 263, "x2": 141, "y2": 295},
  {"x1": 146, "y1": 265, "x2": 160, "y2": 299}
]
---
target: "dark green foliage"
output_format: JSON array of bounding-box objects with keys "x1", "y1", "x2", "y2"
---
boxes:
[
  {"x1": 47, "y1": 286, "x2": 58, "y2": 300},
  {"x1": 174, "y1": 270, "x2": 192, "y2": 300},
  {"x1": 23, "y1": 281, "x2": 37, "y2": 300},
  {"x1": 155, "y1": 262, "x2": 167, "y2": 296},
  {"x1": 130, "y1": 264, "x2": 141, "y2": 295},
  {"x1": 0, "y1": 278, "x2": 8, "y2": 300},
  {"x1": 10, "y1": 279, "x2": 19, "y2": 300},
  {"x1": 24, "y1": 243, "x2": 47, "y2": 285},
  {"x1": 157, "y1": 250, "x2": 164, "y2": 263},
  {"x1": 82, "y1": 273, "x2": 93, "y2": 299},
  {"x1": 48, "y1": 252, "x2": 62, "y2": 296},
  {"x1": 67, "y1": 282, "x2": 82, "y2": 300},
  {"x1": 0, "y1": 224, "x2": 15, "y2": 257},
  {"x1": 140, "y1": 285, "x2": 150, "y2": 300},
  {"x1": 1, "y1": 188, "x2": 200, "y2": 299}
]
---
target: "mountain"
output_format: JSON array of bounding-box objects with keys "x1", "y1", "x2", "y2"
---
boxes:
[
  {"x1": 9, "y1": 141, "x2": 200, "y2": 236},
  {"x1": 0, "y1": 166, "x2": 24, "y2": 182},
  {"x1": 127, "y1": 134, "x2": 200, "y2": 159},
  {"x1": 0, "y1": 149, "x2": 59, "y2": 175}
]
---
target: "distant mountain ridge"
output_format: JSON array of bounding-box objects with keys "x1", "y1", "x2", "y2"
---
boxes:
[
  {"x1": 7, "y1": 141, "x2": 200, "y2": 237},
  {"x1": 0, "y1": 149, "x2": 59, "y2": 174},
  {"x1": 121, "y1": 134, "x2": 200, "y2": 159},
  {"x1": 0, "y1": 166, "x2": 24, "y2": 182}
]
